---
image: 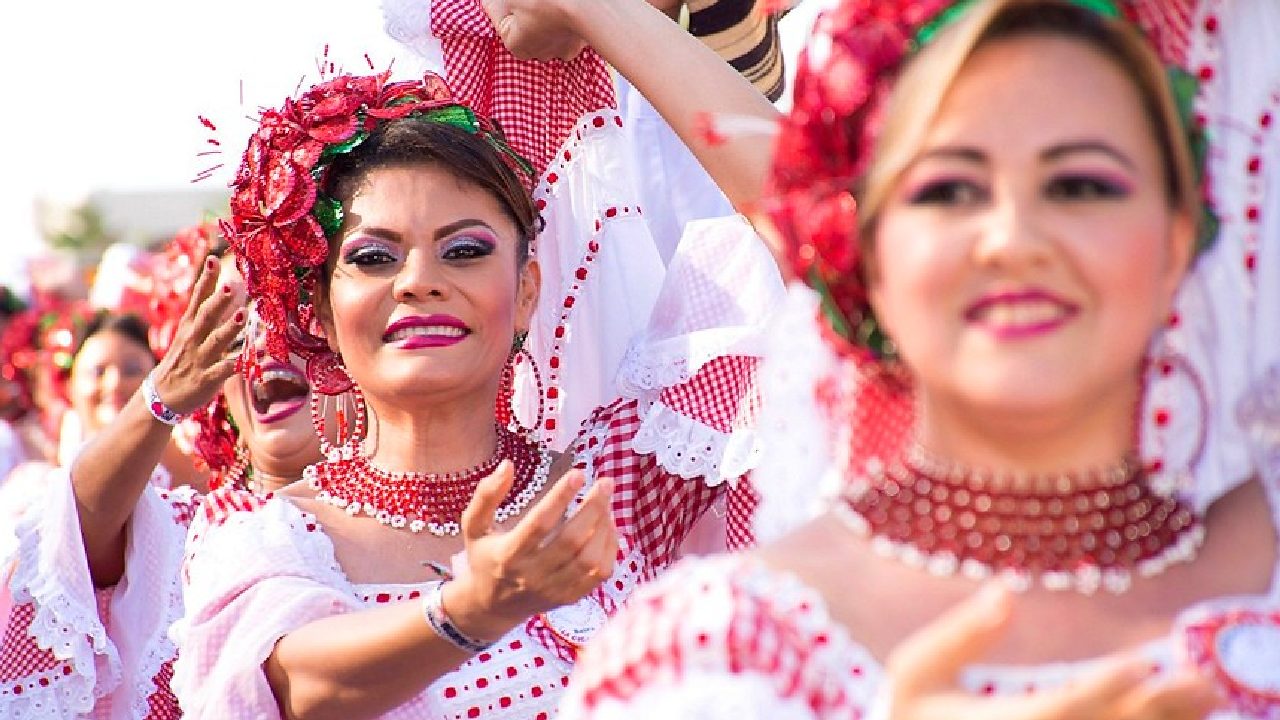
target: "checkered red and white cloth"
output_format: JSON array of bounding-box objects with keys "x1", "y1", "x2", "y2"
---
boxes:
[{"x1": 432, "y1": 0, "x2": 617, "y2": 182}]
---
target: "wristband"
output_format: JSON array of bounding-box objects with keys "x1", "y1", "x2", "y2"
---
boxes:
[
  {"x1": 422, "y1": 581, "x2": 493, "y2": 654},
  {"x1": 141, "y1": 369, "x2": 186, "y2": 425}
]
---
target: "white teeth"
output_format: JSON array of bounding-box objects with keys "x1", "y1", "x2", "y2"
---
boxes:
[
  {"x1": 252, "y1": 369, "x2": 307, "y2": 402},
  {"x1": 976, "y1": 301, "x2": 1067, "y2": 326},
  {"x1": 386, "y1": 325, "x2": 467, "y2": 343}
]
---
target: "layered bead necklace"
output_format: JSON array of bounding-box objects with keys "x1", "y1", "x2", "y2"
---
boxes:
[
  {"x1": 835, "y1": 443, "x2": 1205, "y2": 594},
  {"x1": 305, "y1": 424, "x2": 553, "y2": 536}
]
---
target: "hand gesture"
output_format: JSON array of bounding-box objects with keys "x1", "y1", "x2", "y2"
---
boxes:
[
  {"x1": 149, "y1": 256, "x2": 245, "y2": 416},
  {"x1": 883, "y1": 584, "x2": 1223, "y2": 720},
  {"x1": 447, "y1": 461, "x2": 618, "y2": 640},
  {"x1": 480, "y1": 0, "x2": 588, "y2": 61}
]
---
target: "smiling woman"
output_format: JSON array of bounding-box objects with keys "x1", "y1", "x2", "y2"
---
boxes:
[
  {"x1": 560, "y1": 1, "x2": 1280, "y2": 719},
  {"x1": 167, "y1": 0, "x2": 788, "y2": 713}
]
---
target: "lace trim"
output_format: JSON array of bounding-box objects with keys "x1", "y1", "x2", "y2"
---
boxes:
[
  {"x1": 616, "y1": 329, "x2": 762, "y2": 397},
  {"x1": 5, "y1": 481, "x2": 118, "y2": 716},
  {"x1": 630, "y1": 400, "x2": 759, "y2": 485}
]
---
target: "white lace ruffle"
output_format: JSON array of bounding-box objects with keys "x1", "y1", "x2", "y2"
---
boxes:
[
  {"x1": 3, "y1": 472, "x2": 192, "y2": 720},
  {"x1": 6, "y1": 470, "x2": 118, "y2": 717},
  {"x1": 630, "y1": 400, "x2": 760, "y2": 485}
]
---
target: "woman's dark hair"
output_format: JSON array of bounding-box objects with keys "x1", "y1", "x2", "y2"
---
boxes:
[
  {"x1": 74, "y1": 311, "x2": 152, "y2": 360},
  {"x1": 321, "y1": 119, "x2": 538, "y2": 267}
]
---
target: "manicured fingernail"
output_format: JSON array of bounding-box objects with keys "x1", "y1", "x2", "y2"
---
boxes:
[
  {"x1": 221, "y1": 284, "x2": 232, "y2": 295},
  {"x1": 233, "y1": 310, "x2": 245, "y2": 323},
  {"x1": 206, "y1": 256, "x2": 218, "y2": 270}
]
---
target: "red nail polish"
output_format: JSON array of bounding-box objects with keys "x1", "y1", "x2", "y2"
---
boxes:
[
  {"x1": 221, "y1": 285, "x2": 232, "y2": 295},
  {"x1": 206, "y1": 256, "x2": 218, "y2": 270},
  {"x1": 233, "y1": 310, "x2": 245, "y2": 323}
]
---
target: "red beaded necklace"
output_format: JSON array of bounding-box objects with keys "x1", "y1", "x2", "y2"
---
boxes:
[
  {"x1": 305, "y1": 425, "x2": 552, "y2": 536},
  {"x1": 836, "y1": 444, "x2": 1205, "y2": 594}
]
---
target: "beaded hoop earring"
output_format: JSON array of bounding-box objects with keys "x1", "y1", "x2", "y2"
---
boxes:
[
  {"x1": 310, "y1": 363, "x2": 368, "y2": 462},
  {"x1": 496, "y1": 330, "x2": 545, "y2": 438}
]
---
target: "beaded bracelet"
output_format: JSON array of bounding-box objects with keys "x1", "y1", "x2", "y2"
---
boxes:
[
  {"x1": 422, "y1": 581, "x2": 493, "y2": 654},
  {"x1": 141, "y1": 369, "x2": 186, "y2": 426}
]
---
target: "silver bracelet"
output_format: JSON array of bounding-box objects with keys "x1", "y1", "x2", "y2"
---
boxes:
[
  {"x1": 422, "y1": 581, "x2": 493, "y2": 654},
  {"x1": 141, "y1": 369, "x2": 185, "y2": 425}
]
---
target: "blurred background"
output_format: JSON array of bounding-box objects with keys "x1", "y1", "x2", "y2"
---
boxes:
[{"x1": 0, "y1": 0, "x2": 822, "y2": 302}]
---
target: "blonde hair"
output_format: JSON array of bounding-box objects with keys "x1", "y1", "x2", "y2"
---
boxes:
[{"x1": 858, "y1": 0, "x2": 1201, "y2": 248}]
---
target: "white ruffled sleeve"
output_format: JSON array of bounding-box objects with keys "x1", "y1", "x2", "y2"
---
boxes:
[
  {"x1": 0, "y1": 468, "x2": 194, "y2": 719},
  {"x1": 170, "y1": 491, "x2": 366, "y2": 720}
]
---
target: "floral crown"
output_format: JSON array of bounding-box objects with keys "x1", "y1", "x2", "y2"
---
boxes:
[
  {"x1": 766, "y1": 0, "x2": 1216, "y2": 354},
  {"x1": 225, "y1": 70, "x2": 531, "y2": 394}
]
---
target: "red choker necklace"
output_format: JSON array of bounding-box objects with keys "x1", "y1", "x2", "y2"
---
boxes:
[
  {"x1": 835, "y1": 444, "x2": 1205, "y2": 594},
  {"x1": 305, "y1": 425, "x2": 552, "y2": 536}
]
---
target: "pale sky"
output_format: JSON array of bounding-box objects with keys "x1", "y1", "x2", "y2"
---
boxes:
[
  {"x1": 0, "y1": 0, "x2": 412, "y2": 290},
  {"x1": 1, "y1": 0, "x2": 822, "y2": 292}
]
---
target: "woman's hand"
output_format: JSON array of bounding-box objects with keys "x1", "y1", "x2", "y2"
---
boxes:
[
  {"x1": 883, "y1": 584, "x2": 1223, "y2": 720},
  {"x1": 149, "y1": 256, "x2": 244, "y2": 416},
  {"x1": 480, "y1": 0, "x2": 588, "y2": 61},
  {"x1": 446, "y1": 461, "x2": 618, "y2": 640}
]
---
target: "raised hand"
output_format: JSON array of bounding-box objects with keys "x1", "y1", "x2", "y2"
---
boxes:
[
  {"x1": 447, "y1": 461, "x2": 618, "y2": 641},
  {"x1": 883, "y1": 585, "x2": 1222, "y2": 720},
  {"x1": 149, "y1": 255, "x2": 245, "y2": 416},
  {"x1": 479, "y1": 0, "x2": 588, "y2": 61}
]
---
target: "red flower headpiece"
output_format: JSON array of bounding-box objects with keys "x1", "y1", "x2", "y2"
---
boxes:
[
  {"x1": 36, "y1": 299, "x2": 96, "y2": 406},
  {"x1": 764, "y1": 0, "x2": 952, "y2": 353},
  {"x1": 0, "y1": 307, "x2": 41, "y2": 421},
  {"x1": 225, "y1": 70, "x2": 530, "y2": 394},
  {"x1": 147, "y1": 222, "x2": 220, "y2": 360}
]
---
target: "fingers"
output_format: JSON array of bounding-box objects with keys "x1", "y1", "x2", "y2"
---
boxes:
[
  {"x1": 182, "y1": 255, "x2": 221, "y2": 323},
  {"x1": 887, "y1": 583, "x2": 1014, "y2": 697},
  {"x1": 505, "y1": 469, "x2": 586, "y2": 553},
  {"x1": 542, "y1": 510, "x2": 618, "y2": 596},
  {"x1": 479, "y1": 0, "x2": 511, "y2": 32},
  {"x1": 462, "y1": 460, "x2": 517, "y2": 543},
  {"x1": 534, "y1": 477, "x2": 614, "y2": 566},
  {"x1": 199, "y1": 307, "x2": 247, "y2": 358}
]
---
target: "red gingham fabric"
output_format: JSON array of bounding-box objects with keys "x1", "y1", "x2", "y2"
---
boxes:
[
  {"x1": 658, "y1": 355, "x2": 761, "y2": 434},
  {"x1": 432, "y1": 0, "x2": 618, "y2": 182},
  {"x1": 724, "y1": 475, "x2": 759, "y2": 551},
  {"x1": 572, "y1": 398, "x2": 722, "y2": 576}
]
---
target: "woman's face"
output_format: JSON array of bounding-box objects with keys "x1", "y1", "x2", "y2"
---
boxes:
[
  {"x1": 321, "y1": 164, "x2": 539, "y2": 409},
  {"x1": 867, "y1": 35, "x2": 1192, "y2": 422},
  {"x1": 68, "y1": 329, "x2": 155, "y2": 436}
]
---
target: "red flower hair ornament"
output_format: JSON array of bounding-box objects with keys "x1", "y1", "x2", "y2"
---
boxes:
[{"x1": 225, "y1": 71, "x2": 531, "y2": 394}]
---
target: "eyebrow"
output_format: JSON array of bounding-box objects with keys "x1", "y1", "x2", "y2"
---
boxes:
[
  {"x1": 433, "y1": 218, "x2": 495, "y2": 241},
  {"x1": 347, "y1": 219, "x2": 496, "y2": 244},
  {"x1": 912, "y1": 141, "x2": 1137, "y2": 170},
  {"x1": 1041, "y1": 140, "x2": 1136, "y2": 170}
]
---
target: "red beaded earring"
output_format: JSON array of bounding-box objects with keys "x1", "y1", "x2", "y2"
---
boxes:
[
  {"x1": 311, "y1": 363, "x2": 367, "y2": 462},
  {"x1": 496, "y1": 331, "x2": 545, "y2": 438}
]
